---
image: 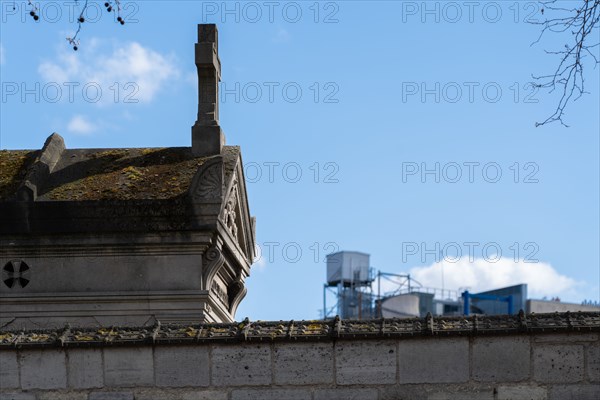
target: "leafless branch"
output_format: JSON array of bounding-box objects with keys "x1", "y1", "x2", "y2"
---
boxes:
[
  {"x1": 530, "y1": 0, "x2": 600, "y2": 127},
  {"x1": 25, "y1": 0, "x2": 126, "y2": 51}
]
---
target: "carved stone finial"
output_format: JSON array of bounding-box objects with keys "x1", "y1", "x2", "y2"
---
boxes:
[{"x1": 192, "y1": 24, "x2": 225, "y2": 156}]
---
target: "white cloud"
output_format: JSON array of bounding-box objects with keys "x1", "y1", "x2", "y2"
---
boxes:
[
  {"x1": 38, "y1": 40, "x2": 179, "y2": 104},
  {"x1": 67, "y1": 115, "x2": 96, "y2": 135},
  {"x1": 252, "y1": 243, "x2": 268, "y2": 272},
  {"x1": 380, "y1": 258, "x2": 580, "y2": 301},
  {"x1": 272, "y1": 28, "x2": 291, "y2": 43}
]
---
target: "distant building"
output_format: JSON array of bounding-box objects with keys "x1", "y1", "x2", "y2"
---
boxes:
[
  {"x1": 527, "y1": 299, "x2": 600, "y2": 313},
  {"x1": 324, "y1": 254, "x2": 600, "y2": 319}
]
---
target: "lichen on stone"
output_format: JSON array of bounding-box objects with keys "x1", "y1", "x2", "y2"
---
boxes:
[{"x1": 0, "y1": 150, "x2": 37, "y2": 200}]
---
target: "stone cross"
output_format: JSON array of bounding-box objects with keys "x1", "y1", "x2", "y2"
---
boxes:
[{"x1": 192, "y1": 24, "x2": 225, "y2": 156}]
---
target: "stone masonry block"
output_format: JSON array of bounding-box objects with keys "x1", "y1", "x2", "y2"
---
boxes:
[
  {"x1": 36, "y1": 393, "x2": 87, "y2": 400},
  {"x1": 548, "y1": 384, "x2": 600, "y2": 400},
  {"x1": 398, "y1": 338, "x2": 469, "y2": 384},
  {"x1": 428, "y1": 390, "x2": 494, "y2": 400},
  {"x1": 533, "y1": 344, "x2": 584, "y2": 383},
  {"x1": 336, "y1": 340, "x2": 397, "y2": 385},
  {"x1": 314, "y1": 388, "x2": 378, "y2": 400},
  {"x1": 155, "y1": 345, "x2": 209, "y2": 388},
  {"x1": 19, "y1": 349, "x2": 67, "y2": 390},
  {"x1": 472, "y1": 337, "x2": 530, "y2": 382},
  {"x1": 231, "y1": 389, "x2": 311, "y2": 400},
  {"x1": 0, "y1": 394, "x2": 36, "y2": 400},
  {"x1": 88, "y1": 393, "x2": 134, "y2": 400},
  {"x1": 134, "y1": 389, "x2": 228, "y2": 400},
  {"x1": 103, "y1": 347, "x2": 154, "y2": 387},
  {"x1": 273, "y1": 342, "x2": 334, "y2": 385},
  {"x1": 67, "y1": 348, "x2": 103, "y2": 389},
  {"x1": 534, "y1": 333, "x2": 598, "y2": 343},
  {"x1": 379, "y1": 385, "x2": 431, "y2": 400},
  {"x1": 0, "y1": 351, "x2": 19, "y2": 389},
  {"x1": 496, "y1": 385, "x2": 547, "y2": 400},
  {"x1": 587, "y1": 344, "x2": 600, "y2": 382},
  {"x1": 211, "y1": 344, "x2": 271, "y2": 386}
]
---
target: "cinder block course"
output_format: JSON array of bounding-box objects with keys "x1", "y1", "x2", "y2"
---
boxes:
[
  {"x1": 67, "y1": 348, "x2": 103, "y2": 389},
  {"x1": 336, "y1": 340, "x2": 397, "y2": 385},
  {"x1": 472, "y1": 337, "x2": 530, "y2": 382},
  {"x1": 314, "y1": 388, "x2": 378, "y2": 400},
  {"x1": 231, "y1": 388, "x2": 311, "y2": 400},
  {"x1": 548, "y1": 384, "x2": 600, "y2": 400},
  {"x1": 274, "y1": 342, "x2": 333, "y2": 385},
  {"x1": 211, "y1": 344, "x2": 271, "y2": 386},
  {"x1": 20, "y1": 349, "x2": 67, "y2": 390},
  {"x1": 88, "y1": 392, "x2": 134, "y2": 400},
  {"x1": 533, "y1": 344, "x2": 584, "y2": 383},
  {"x1": 586, "y1": 344, "x2": 599, "y2": 382},
  {"x1": 0, "y1": 351, "x2": 19, "y2": 389},
  {"x1": 103, "y1": 347, "x2": 154, "y2": 387},
  {"x1": 398, "y1": 338, "x2": 469, "y2": 383},
  {"x1": 497, "y1": 385, "x2": 547, "y2": 400},
  {"x1": 155, "y1": 346, "x2": 209, "y2": 387}
]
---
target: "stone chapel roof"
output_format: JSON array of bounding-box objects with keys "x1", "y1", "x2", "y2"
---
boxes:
[{"x1": 0, "y1": 135, "x2": 240, "y2": 202}]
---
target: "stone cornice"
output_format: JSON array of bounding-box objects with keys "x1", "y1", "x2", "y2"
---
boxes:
[{"x1": 1, "y1": 312, "x2": 598, "y2": 349}]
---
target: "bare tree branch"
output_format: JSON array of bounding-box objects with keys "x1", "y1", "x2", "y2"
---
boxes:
[
  {"x1": 25, "y1": 0, "x2": 126, "y2": 51},
  {"x1": 530, "y1": 0, "x2": 600, "y2": 127}
]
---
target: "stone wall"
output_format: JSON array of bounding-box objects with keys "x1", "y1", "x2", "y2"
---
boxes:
[{"x1": 1, "y1": 331, "x2": 598, "y2": 400}]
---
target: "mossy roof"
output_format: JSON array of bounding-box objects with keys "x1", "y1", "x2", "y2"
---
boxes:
[{"x1": 0, "y1": 146, "x2": 240, "y2": 201}]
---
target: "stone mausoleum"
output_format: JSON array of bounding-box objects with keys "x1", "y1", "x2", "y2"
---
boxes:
[
  {"x1": 0, "y1": 24, "x2": 599, "y2": 400},
  {"x1": 0, "y1": 24, "x2": 256, "y2": 329}
]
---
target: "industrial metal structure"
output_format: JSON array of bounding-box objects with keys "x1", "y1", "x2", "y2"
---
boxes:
[
  {"x1": 323, "y1": 251, "x2": 375, "y2": 319},
  {"x1": 322, "y1": 251, "x2": 600, "y2": 320}
]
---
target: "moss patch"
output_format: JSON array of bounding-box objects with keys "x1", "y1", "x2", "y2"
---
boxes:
[{"x1": 0, "y1": 150, "x2": 37, "y2": 200}]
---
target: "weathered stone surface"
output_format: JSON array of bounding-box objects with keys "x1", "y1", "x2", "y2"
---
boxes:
[
  {"x1": 548, "y1": 384, "x2": 600, "y2": 400},
  {"x1": 0, "y1": 351, "x2": 19, "y2": 389},
  {"x1": 533, "y1": 344, "x2": 584, "y2": 383},
  {"x1": 497, "y1": 385, "x2": 547, "y2": 400},
  {"x1": 0, "y1": 394, "x2": 36, "y2": 400},
  {"x1": 534, "y1": 333, "x2": 598, "y2": 343},
  {"x1": 155, "y1": 345, "x2": 210, "y2": 387},
  {"x1": 398, "y1": 338, "x2": 469, "y2": 384},
  {"x1": 273, "y1": 342, "x2": 333, "y2": 385},
  {"x1": 68, "y1": 348, "x2": 103, "y2": 389},
  {"x1": 20, "y1": 349, "x2": 67, "y2": 390},
  {"x1": 314, "y1": 388, "x2": 378, "y2": 400},
  {"x1": 88, "y1": 392, "x2": 134, "y2": 400},
  {"x1": 231, "y1": 389, "x2": 310, "y2": 400},
  {"x1": 428, "y1": 390, "x2": 494, "y2": 400},
  {"x1": 134, "y1": 389, "x2": 228, "y2": 400},
  {"x1": 336, "y1": 340, "x2": 397, "y2": 385},
  {"x1": 36, "y1": 393, "x2": 87, "y2": 400},
  {"x1": 211, "y1": 344, "x2": 271, "y2": 386},
  {"x1": 103, "y1": 347, "x2": 154, "y2": 387},
  {"x1": 379, "y1": 385, "x2": 432, "y2": 400},
  {"x1": 587, "y1": 344, "x2": 600, "y2": 382},
  {"x1": 472, "y1": 337, "x2": 530, "y2": 382}
]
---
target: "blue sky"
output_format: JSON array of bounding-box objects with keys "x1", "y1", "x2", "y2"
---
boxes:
[{"x1": 1, "y1": 1, "x2": 599, "y2": 320}]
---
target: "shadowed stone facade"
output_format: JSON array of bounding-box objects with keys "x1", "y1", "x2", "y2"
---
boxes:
[{"x1": 0, "y1": 24, "x2": 255, "y2": 330}]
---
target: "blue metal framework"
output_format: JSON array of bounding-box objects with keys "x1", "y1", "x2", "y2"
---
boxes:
[{"x1": 462, "y1": 290, "x2": 514, "y2": 316}]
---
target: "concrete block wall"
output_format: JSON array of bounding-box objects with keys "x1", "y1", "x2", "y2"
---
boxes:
[{"x1": 1, "y1": 333, "x2": 598, "y2": 400}]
